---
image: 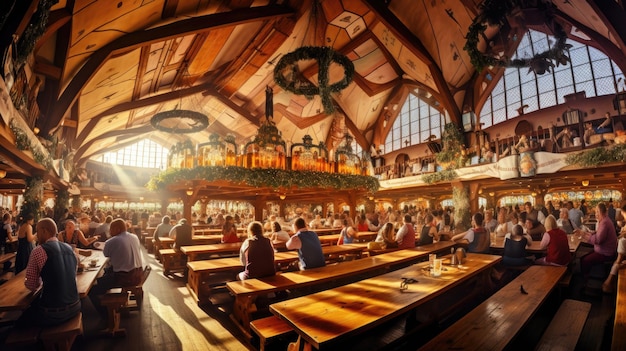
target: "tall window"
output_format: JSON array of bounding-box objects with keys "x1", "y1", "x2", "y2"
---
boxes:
[
  {"x1": 98, "y1": 139, "x2": 169, "y2": 169},
  {"x1": 480, "y1": 29, "x2": 625, "y2": 127},
  {"x1": 384, "y1": 93, "x2": 444, "y2": 153}
]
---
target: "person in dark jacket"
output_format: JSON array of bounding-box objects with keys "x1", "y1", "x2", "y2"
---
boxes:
[{"x1": 19, "y1": 218, "x2": 81, "y2": 326}]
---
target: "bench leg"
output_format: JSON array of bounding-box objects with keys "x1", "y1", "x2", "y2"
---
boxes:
[
  {"x1": 231, "y1": 295, "x2": 257, "y2": 334},
  {"x1": 100, "y1": 293, "x2": 128, "y2": 337},
  {"x1": 288, "y1": 336, "x2": 312, "y2": 351}
]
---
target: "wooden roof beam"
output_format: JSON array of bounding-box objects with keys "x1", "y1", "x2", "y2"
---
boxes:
[
  {"x1": 362, "y1": 0, "x2": 461, "y2": 126},
  {"x1": 49, "y1": 5, "x2": 295, "y2": 134}
]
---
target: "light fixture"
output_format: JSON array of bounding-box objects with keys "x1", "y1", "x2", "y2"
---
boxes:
[
  {"x1": 186, "y1": 189, "x2": 194, "y2": 196},
  {"x1": 103, "y1": 195, "x2": 108, "y2": 200},
  {"x1": 531, "y1": 192, "x2": 537, "y2": 197},
  {"x1": 368, "y1": 196, "x2": 374, "y2": 201},
  {"x1": 489, "y1": 192, "x2": 495, "y2": 197},
  {"x1": 139, "y1": 197, "x2": 144, "y2": 201},
  {"x1": 33, "y1": 127, "x2": 40, "y2": 135},
  {"x1": 0, "y1": 170, "x2": 6, "y2": 178},
  {"x1": 279, "y1": 194, "x2": 286, "y2": 200},
  {"x1": 582, "y1": 180, "x2": 589, "y2": 187}
]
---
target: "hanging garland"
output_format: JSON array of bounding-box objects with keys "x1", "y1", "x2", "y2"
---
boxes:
[
  {"x1": 274, "y1": 46, "x2": 354, "y2": 114},
  {"x1": 146, "y1": 165, "x2": 379, "y2": 194},
  {"x1": 15, "y1": 0, "x2": 57, "y2": 66},
  {"x1": 150, "y1": 110, "x2": 209, "y2": 133},
  {"x1": 464, "y1": 0, "x2": 572, "y2": 75}
]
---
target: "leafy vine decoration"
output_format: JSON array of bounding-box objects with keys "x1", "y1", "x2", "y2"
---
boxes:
[{"x1": 464, "y1": 0, "x2": 572, "y2": 75}]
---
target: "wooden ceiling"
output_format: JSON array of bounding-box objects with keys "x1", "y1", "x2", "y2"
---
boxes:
[{"x1": 3, "y1": 0, "x2": 626, "y2": 198}]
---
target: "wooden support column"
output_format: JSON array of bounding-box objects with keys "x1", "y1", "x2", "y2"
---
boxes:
[
  {"x1": 160, "y1": 199, "x2": 169, "y2": 215},
  {"x1": 346, "y1": 192, "x2": 357, "y2": 221},
  {"x1": 252, "y1": 197, "x2": 265, "y2": 222}
]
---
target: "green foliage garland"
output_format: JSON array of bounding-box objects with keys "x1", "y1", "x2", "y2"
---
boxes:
[
  {"x1": 9, "y1": 119, "x2": 53, "y2": 170},
  {"x1": 436, "y1": 123, "x2": 466, "y2": 168},
  {"x1": 146, "y1": 166, "x2": 379, "y2": 194},
  {"x1": 274, "y1": 46, "x2": 354, "y2": 114},
  {"x1": 565, "y1": 144, "x2": 626, "y2": 167},
  {"x1": 453, "y1": 186, "x2": 471, "y2": 231},
  {"x1": 464, "y1": 0, "x2": 571, "y2": 74},
  {"x1": 19, "y1": 176, "x2": 43, "y2": 222},
  {"x1": 422, "y1": 169, "x2": 458, "y2": 184},
  {"x1": 15, "y1": 0, "x2": 57, "y2": 66}
]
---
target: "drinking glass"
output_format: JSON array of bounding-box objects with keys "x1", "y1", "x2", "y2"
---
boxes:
[{"x1": 432, "y1": 258, "x2": 443, "y2": 277}]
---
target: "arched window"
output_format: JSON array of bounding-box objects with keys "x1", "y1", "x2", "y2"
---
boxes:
[
  {"x1": 480, "y1": 29, "x2": 625, "y2": 127},
  {"x1": 97, "y1": 139, "x2": 169, "y2": 169},
  {"x1": 384, "y1": 93, "x2": 444, "y2": 153}
]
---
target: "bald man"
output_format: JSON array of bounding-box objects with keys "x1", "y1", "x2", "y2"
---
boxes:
[{"x1": 19, "y1": 218, "x2": 81, "y2": 326}]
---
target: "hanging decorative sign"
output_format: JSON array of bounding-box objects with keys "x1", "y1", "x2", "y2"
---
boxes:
[{"x1": 274, "y1": 46, "x2": 354, "y2": 114}]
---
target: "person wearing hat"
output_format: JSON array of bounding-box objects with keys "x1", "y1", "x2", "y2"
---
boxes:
[{"x1": 169, "y1": 218, "x2": 194, "y2": 248}]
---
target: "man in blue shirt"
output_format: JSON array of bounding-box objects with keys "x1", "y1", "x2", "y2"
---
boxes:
[{"x1": 286, "y1": 218, "x2": 325, "y2": 270}]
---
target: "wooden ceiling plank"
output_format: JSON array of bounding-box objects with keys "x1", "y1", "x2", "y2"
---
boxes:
[
  {"x1": 49, "y1": 5, "x2": 295, "y2": 134},
  {"x1": 362, "y1": 0, "x2": 461, "y2": 126}
]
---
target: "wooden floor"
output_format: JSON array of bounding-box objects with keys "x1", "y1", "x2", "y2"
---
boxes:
[
  {"x1": 0, "y1": 246, "x2": 251, "y2": 351},
  {"x1": 0, "y1": 246, "x2": 619, "y2": 351}
]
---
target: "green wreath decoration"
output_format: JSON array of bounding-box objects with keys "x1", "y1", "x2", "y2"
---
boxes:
[
  {"x1": 150, "y1": 110, "x2": 209, "y2": 133},
  {"x1": 274, "y1": 46, "x2": 354, "y2": 114},
  {"x1": 464, "y1": 0, "x2": 571, "y2": 75}
]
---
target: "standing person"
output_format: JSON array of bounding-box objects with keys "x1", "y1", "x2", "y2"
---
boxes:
[
  {"x1": 59, "y1": 219, "x2": 98, "y2": 248},
  {"x1": 557, "y1": 208, "x2": 575, "y2": 234},
  {"x1": 451, "y1": 212, "x2": 489, "y2": 253},
  {"x1": 94, "y1": 215, "x2": 113, "y2": 241},
  {"x1": 89, "y1": 218, "x2": 143, "y2": 318},
  {"x1": 286, "y1": 218, "x2": 325, "y2": 270},
  {"x1": 395, "y1": 214, "x2": 416, "y2": 249},
  {"x1": 221, "y1": 215, "x2": 239, "y2": 243},
  {"x1": 1, "y1": 212, "x2": 16, "y2": 254},
  {"x1": 19, "y1": 218, "x2": 80, "y2": 326},
  {"x1": 536, "y1": 215, "x2": 571, "y2": 266},
  {"x1": 483, "y1": 209, "x2": 498, "y2": 233},
  {"x1": 238, "y1": 221, "x2": 275, "y2": 280},
  {"x1": 567, "y1": 201, "x2": 584, "y2": 230},
  {"x1": 15, "y1": 213, "x2": 36, "y2": 274},
  {"x1": 576, "y1": 202, "x2": 618, "y2": 277},
  {"x1": 169, "y1": 218, "x2": 194, "y2": 248}
]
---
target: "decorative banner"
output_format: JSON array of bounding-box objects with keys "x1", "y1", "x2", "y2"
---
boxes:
[{"x1": 519, "y1": 152, "x2": 537, "y2": 177}]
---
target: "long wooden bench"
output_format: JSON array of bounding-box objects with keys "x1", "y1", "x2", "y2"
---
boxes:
[
  {"x1": 535, "y1": 299, "x2": 591, "y2": 351},
  {"x1": 418, "y1": 265, "x2": 567, "y2": 351},
  {"x1": 186, "y1": 244, "x2": 370, "y2": 303},
  {"x1": 250, "y1": 315, "x2": 296, "y2": 351},
  {"x1": 228, "y1": 241, "x2": 455, "y2": 334},
  {"x1": 612, "y1": 268, "x2": 626, "y2": 351},
  {"x1": 5, "y1": 312, "x2": 83, "y2": 350}
]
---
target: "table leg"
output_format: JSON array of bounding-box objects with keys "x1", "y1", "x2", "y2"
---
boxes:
[{"x1": 231, "y1": 295, "x2": 257, "y2": 333}]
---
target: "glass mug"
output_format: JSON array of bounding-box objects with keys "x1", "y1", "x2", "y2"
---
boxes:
[
  {"x1": 429, "y1": 254, "x2": 436, "y2": 268},
  {"x1": 432, "y1": 258, "x2": 443, "y2": 277}
]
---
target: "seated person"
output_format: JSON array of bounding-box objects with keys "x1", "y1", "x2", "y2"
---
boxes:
[
  {"x1": 395, "y1": 215, "x2": 416, "y2": 249},
  {"x1": 19, "y1": 218, "x2": 81, "y2": 327},
  {"x1": 373, "y1": 222, "x2": 397, "y2": 250},
  {"x1": 337, "y1": 219, "x2": 357, "y2": 245},
  {"x1": 602, "y1": 230, "x2": 626, "y2": 293},
  {"x1": 502, "y1": 224, "x2": 533, "y2": 266},
  {"x1": 269, "y1": 222, "x2": 290, "y2": 243},
  {"x1": 169, "y1": 218, "x2": 194, "y2": 248},
  {"x1": 238, "y1": 221, "x2": 275, "y2": 280},
  {"x1": 536, "y1": 215, "x2": 572, "y2": 267},
  {"x1": 451, "y1": 212, "x2": 489, "y2": 253},
  {"x1": 286, "y1": 218, "x2": 325, "y2": 270},
  {"x1": 576, "y1": 202, "x2": 617, "y2": 277},
  {"x1": 58, "y1": 219, "x2": 99, "y2": 248},
  {"x1": 556, "y1": 208, "x2": 575, "y2": 234},
  {"x1": 153, "y1": 215, "x2": 174, "y2": 242},
  {"x1": 89, "y1": 218, "x2": 143, "y2": 319},
  {"x1": 419, "y1": 214, "x2": 437, "y2": 245}
]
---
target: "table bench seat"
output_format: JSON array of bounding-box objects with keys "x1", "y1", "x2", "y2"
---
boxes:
[
  {"x1": 418, "y1": 265, "x2": 567, "y2": 351},
  {"x1": 250, "y1": 315, "x2": 296, "y2": 351},
  {"x1": 159, "y1": 249, "x2": 186, "y2": 276},
  {"x1": 536, "y1": 299, "x2": 591, "y2": 351},
  {"x1": 6, "y1": 312, "x2": 83, "y2": 351},
  {"x1": 612, "y1": 268, "x2": 626, "y2": 351}
]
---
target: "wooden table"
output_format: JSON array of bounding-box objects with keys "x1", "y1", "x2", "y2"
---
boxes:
[
  {"x1": 490, "y1": 234, "x2": 581, "y2": 253},
  {"x1": 612, "y1": 267, "x2": 626, "y2": 351},
  {"x1": 0, "y1": 252, "x2": 16, "y2": 266},
  {"x1": 270, "y1": 253, "x2": 502, "y2": 350},
  {"x1": 228, "y1": 242, "x2": 455, "y2": 334},
  {"x1": 0, "y1": 250, "x2": 108, "y2": 311},
  {"x1": 180, "y1": 242, "x2": 243, "y2": 261},
  {"x1": 156, "y1": 235, "x2": 226, "y2": 250},
  {"x1": 76, "y1": 250, "x2": 109, "y2": 298},
  {"x1": 186, "y1": 244, "x2": 369, "y2": 303},
  {"x1": 419, "y1": 265, "x2": 567, "y2": 351}
]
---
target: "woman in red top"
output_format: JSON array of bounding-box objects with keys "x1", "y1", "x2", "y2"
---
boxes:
[
  {"x1": 221, "y1": 215, "x2": 239, "y2": 243},
  {"x1": 536, "y1": 215, "x2": 571, "y2": 266},
  {"x1": 356, "y1": 215, "x2": 369, "y2": 232}
]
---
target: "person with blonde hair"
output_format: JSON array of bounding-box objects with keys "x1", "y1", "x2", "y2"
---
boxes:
[
  {"x1": 238, "y1": 221, "x2": 275, "y2": 280},
  {"x1": 536, "y1": 215, "x2": 571, "y2": 266}
]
